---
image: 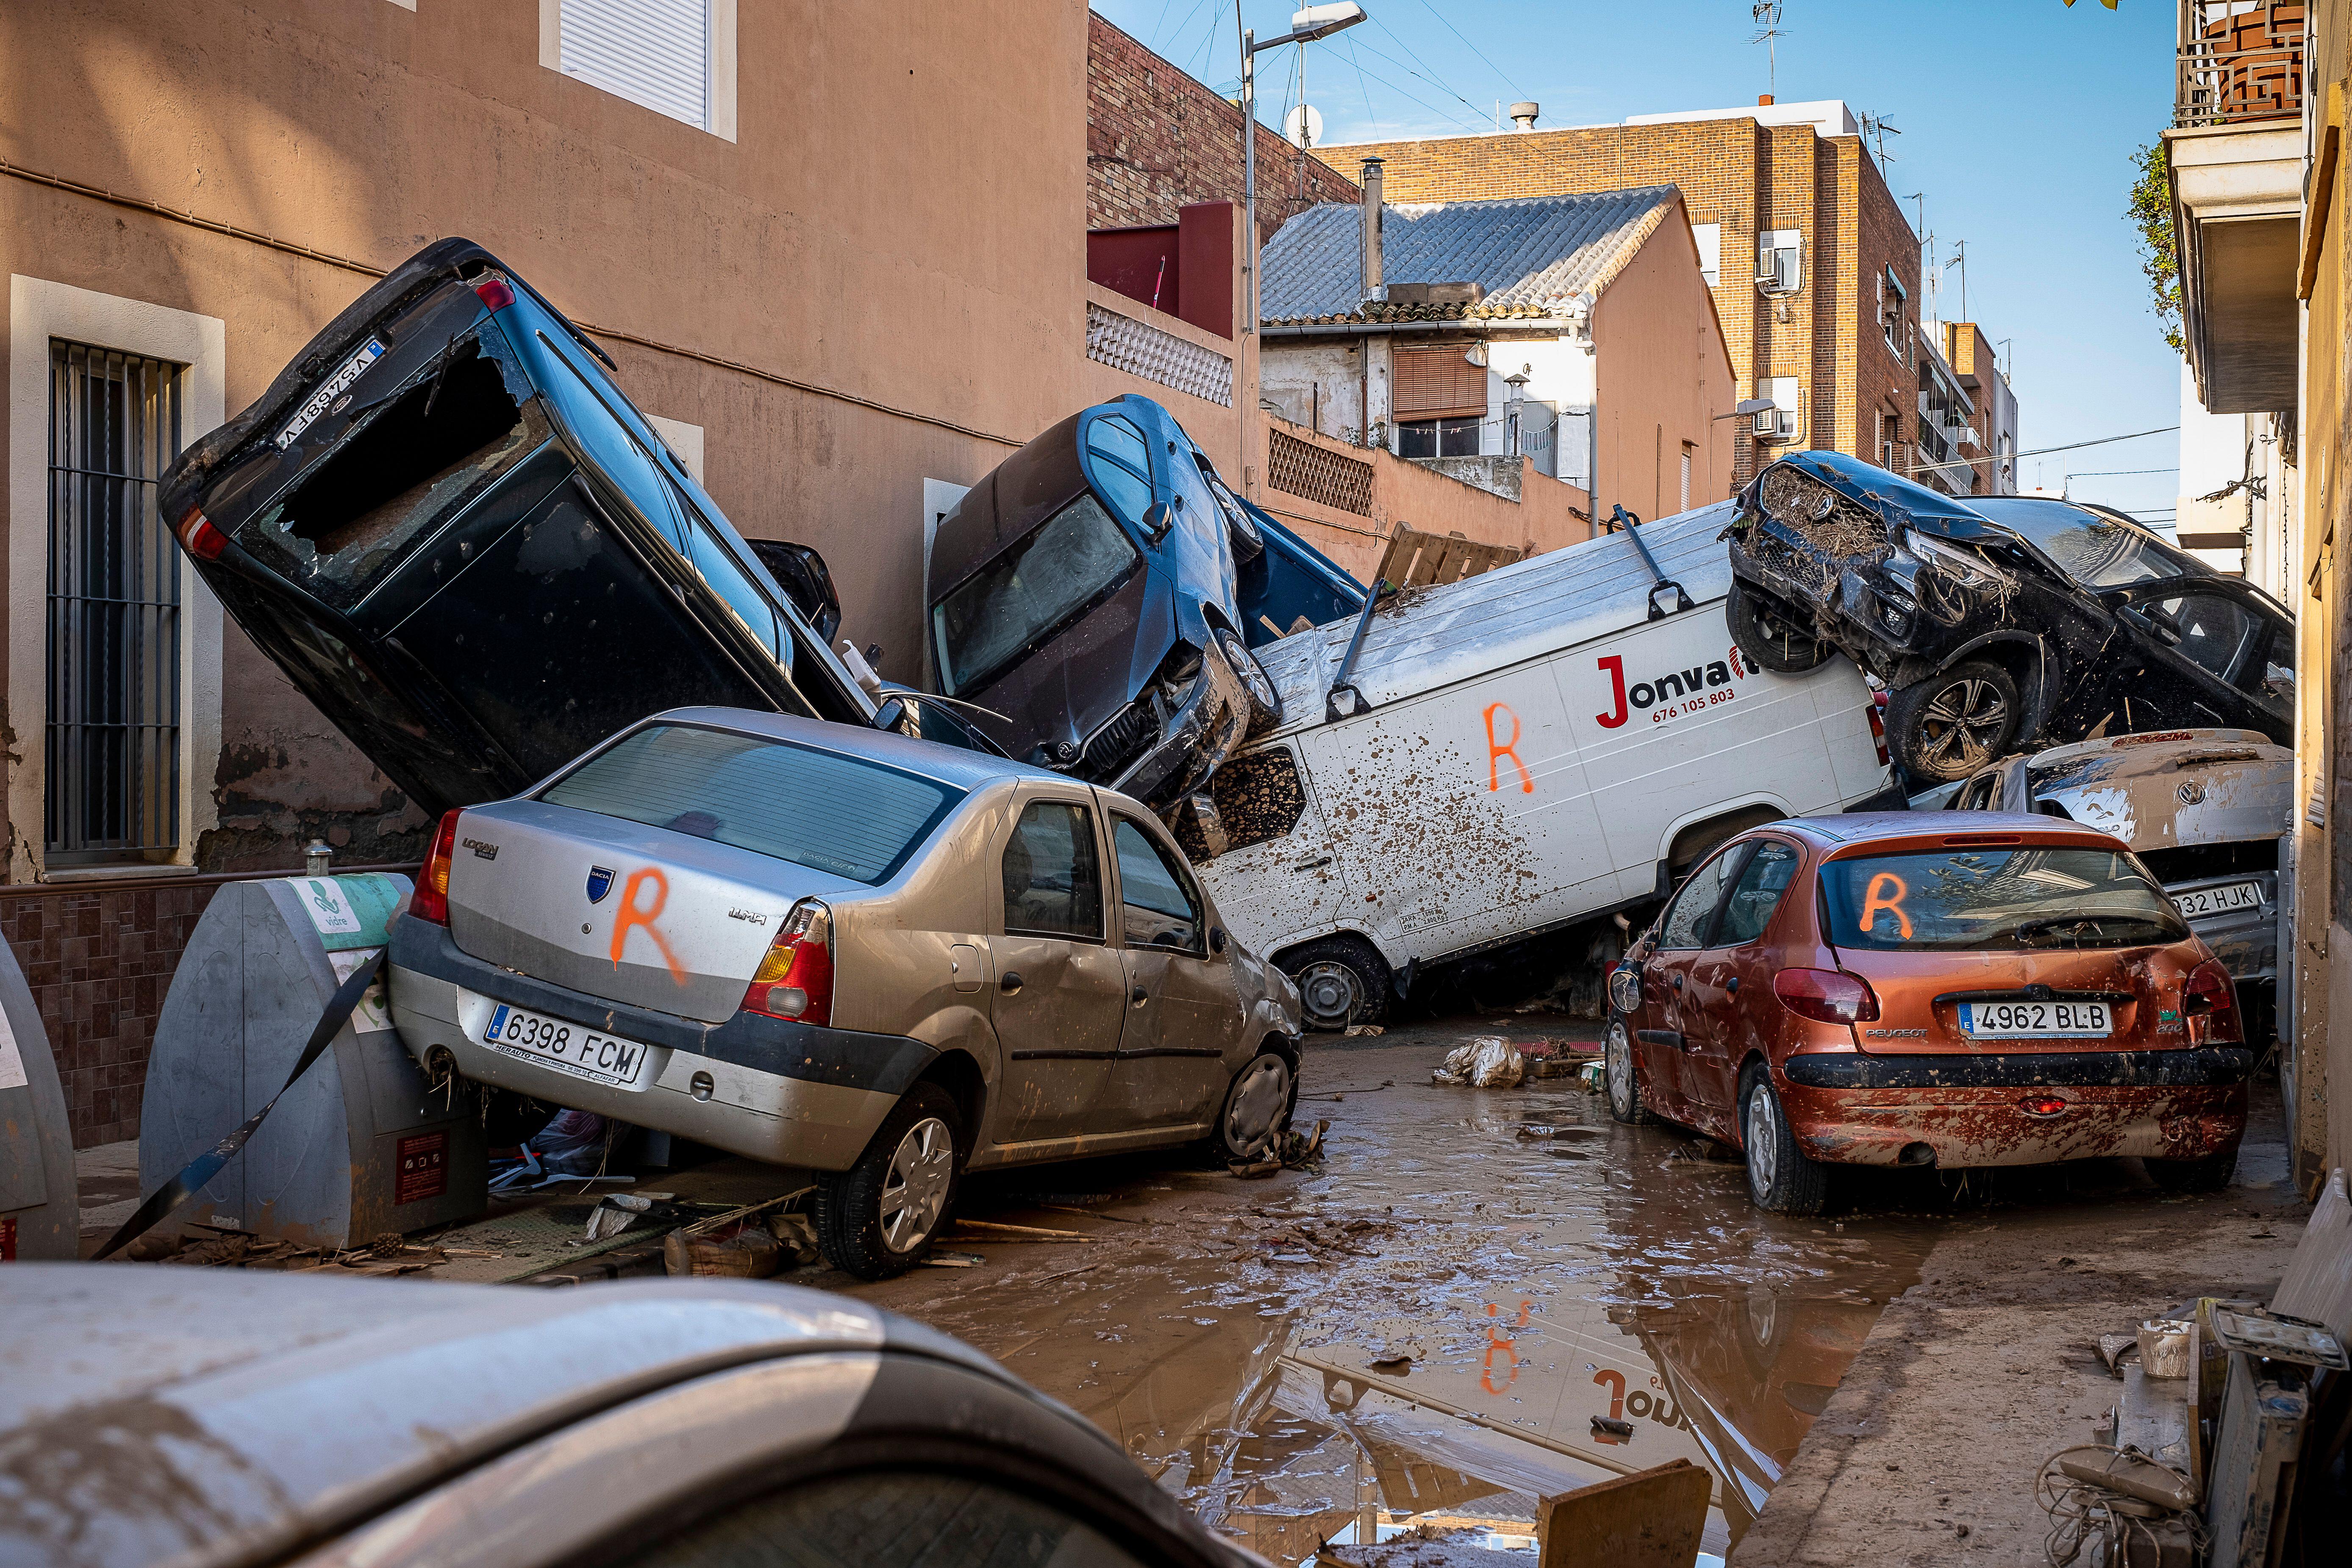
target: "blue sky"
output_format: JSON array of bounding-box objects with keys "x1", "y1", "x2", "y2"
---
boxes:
[{"x1": 1091, "y1": 0, "x2": 2186, "y2": 524}]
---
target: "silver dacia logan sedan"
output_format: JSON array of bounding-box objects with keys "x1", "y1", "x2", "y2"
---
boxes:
[{"x1": 386, "y1": 708, "x2": 1303, "y2": 1278}]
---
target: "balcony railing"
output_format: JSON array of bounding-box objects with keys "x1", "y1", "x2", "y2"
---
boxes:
[{"x1": 2175, "y1": 1, "x2": 2304, "y2": 128}]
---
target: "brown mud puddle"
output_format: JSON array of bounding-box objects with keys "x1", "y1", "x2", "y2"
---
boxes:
[{"x1": 855, "y1": 1034, "x2": 1943, "y2": 1564}]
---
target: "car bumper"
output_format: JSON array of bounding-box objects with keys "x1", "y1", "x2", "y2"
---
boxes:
[
  {"x1": 1777, "y1": 1046, "x2": 2251, "y2": 1169},
  {"x1": 2173, "y1": 875, "x2": 2280, "y2": 985},
  {"x1": 1110, "y1": 640, "x2": 1250, "y2": 807},
  {"x1": 386, "y1": 916, "x2": 927, "y2": 1171}
]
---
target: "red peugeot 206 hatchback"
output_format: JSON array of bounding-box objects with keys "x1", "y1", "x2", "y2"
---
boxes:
[{"x1": 1603, "y1": 813, "x2": 2252, "y2": 1213}]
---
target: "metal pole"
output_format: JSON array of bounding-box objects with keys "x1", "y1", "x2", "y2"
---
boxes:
[{"x1": 1241, "y1": 19, "x2": 1256, "y2": 339}]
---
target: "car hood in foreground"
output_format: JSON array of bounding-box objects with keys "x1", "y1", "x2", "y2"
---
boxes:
[{"x1": 1736, "y1": 450, "x2": 2002, "y2": 546}]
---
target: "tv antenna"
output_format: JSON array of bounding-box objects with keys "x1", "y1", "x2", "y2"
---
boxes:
[
  {"x1": 1750, "y1": 3, "x2": 1788, "y2": 98},
  {"x1": 1858, "y1": 111, "x2": 1901, "y2": 165}
]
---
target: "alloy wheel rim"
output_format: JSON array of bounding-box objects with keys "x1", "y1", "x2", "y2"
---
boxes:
[
  {"x1": 1296, "y1": 960, "x2": 1362, "y2": 1028},
  {"x1": 1918, "y1": 679, "x2": 2009, "y2": 770},
  {"x1": 1747, "y1": 1087, "x2": 1780, "y2": 1193},
  {"x1": 1225, "y1": 1056, "x2": 1291, "y2": 1156},
  {"x1": 1227, "y1": 634, "x2": 1277, "y2": 710},
  {"x1": 879, "y1": 1116, "x2": 954, "y2": 1252},
  {"x1": 1606, "y1": 1021, "x2": 1633, "y2": 1114}
]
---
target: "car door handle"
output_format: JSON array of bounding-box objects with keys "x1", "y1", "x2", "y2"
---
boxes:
[
  {"x1": 1296, "y1": 856, "x2": 1334, "y2": 871},
  {"x1": 1130, "y1": 985, "x2": 1149, "y2": 1007},
  {"x1": 1000, "y1": 971, "x2": 1023, "y2": 995}
]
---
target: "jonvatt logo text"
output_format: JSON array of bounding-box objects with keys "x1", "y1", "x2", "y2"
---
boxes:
[{"x1": 1594, "y1": 645, "x2": 1751, "y2": 729}]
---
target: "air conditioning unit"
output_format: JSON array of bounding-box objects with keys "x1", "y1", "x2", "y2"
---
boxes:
[{"x1": 1756, "y1": 231, "x2": 1802, "y2": 297}]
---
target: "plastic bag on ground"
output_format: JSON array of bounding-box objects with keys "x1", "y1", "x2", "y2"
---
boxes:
[{"x1": 1431, "y1": 1036, "x2": 1524, "y2": 1088}]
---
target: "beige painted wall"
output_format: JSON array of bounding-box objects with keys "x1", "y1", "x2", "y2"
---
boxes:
[
  {"x1": 0, "y1": 0, "x2": 1117, "y2": 872},
  {"x1": 1590, "y1": 209, "x2": 1738, "y2": 524}
]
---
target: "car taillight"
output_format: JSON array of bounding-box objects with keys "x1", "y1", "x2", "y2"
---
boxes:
[
  {"x1": 175, "y1": 505, "x2": 228, "y2": 561},
  {"x1": 1866, "y1": 702, "x2": 1890, "y2": 766},
  {"x1": 410, "y1": 809, "x2": 462, "y2": 925},
  {"x1": 743, "y1": 899, "x2": 833, "y2": 1026},
  {"x1": 1773, "y1": 967, "x2": 1881, "y2": 1025},
  {"x1": 2183, "y1": 958, "x2": 2241, "y2": 1046},
  {"x1": 473, "y1": 274, "x2": 516, "y2": 311}
]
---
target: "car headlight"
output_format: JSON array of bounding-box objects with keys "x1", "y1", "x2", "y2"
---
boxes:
[
  {"x1": 1905, "y1": 528, "x2": 2002, "y2": 588},
  {"x1": 1607, "y1": 966, "x2": 1644, "y2": 1014}
]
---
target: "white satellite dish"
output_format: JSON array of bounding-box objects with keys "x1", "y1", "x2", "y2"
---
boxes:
[{"x1": 1283, "y1": 103, "x2": 1325, "y2": 148}]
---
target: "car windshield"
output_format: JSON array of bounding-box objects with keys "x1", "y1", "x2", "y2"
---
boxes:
[
  {"x1": 540, "y1": 723, "x2": 963, "y2": 885},
  {"x1": 1822, "y1": 846, "x2": 2188, "y2": 952},
  {"x1": 931, "y1": 492, "x2": 1141, "y2": 695},
  {"x1": 1967, "y1": 499, "x2": 2205, "y2": 589}
]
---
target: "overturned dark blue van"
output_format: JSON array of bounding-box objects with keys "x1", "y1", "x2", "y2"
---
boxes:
[
  {"x1": 157, "y1": 239, "x2": 981, "y2": 819},
  {"x1": 925, "y1": 394, "x2": 1364, "y2": 808}
]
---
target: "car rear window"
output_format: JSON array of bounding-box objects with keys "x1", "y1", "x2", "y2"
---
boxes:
[
  {"x1": 1822, "y1": 846, "x2": 2188, "y2": 952},
  {"x1": 541, "y1": 723, "x2": 963, "y2": 885}
]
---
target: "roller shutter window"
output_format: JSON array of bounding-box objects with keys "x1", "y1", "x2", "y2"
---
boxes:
[
  {"x1": 559, "y1": 0, "x2": 712, "y2": 131},
  {"x1": 1392, "y1": 346, "x2": 1488, "y2": 421}
]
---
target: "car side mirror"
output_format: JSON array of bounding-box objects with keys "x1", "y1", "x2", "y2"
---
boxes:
[
  {"x1": 874, "y1": 697, "x2": 909, "y2": 733},
  {"x1": 1140, "y1": 501, "x2": 1175, "y2": 540},
  {"x1": 1210, "y1": 926, "x2": 1228, "y2": 954}
]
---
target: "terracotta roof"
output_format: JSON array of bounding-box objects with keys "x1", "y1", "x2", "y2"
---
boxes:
[{"x1": 1259, "y1": 186, "x2": 1680, "y2": 327}]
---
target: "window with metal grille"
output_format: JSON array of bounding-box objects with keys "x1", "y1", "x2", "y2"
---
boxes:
[
  {"x1": 1391, "y1": 346, "x2": 1487, "y2": 420},
  {"x1": 558, "y1": 0, "x2": 713, "y2": 130},
  {"x1": 47, "y1": 341, "x2": 183, "y2": 867}
]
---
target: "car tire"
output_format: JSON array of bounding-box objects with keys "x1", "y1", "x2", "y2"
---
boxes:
[
  {"x1": 1727, "y1": 578, "x2": 1833, "y2": 674},
  {"x1": 1739, "y1": 1063, "x2": 1828, "y2": 1216},
  {"x1": 1213, "y1": 1047, "x2": 1298, "y2": 1163},
  {"x1": 1215, "y1": 626, "x2": 1283, "y2": 734},
  {"x1": 2147, "y1": 1148, "x2": 2238, "y2": 1193},
  {"x1": 1885, "y1": 659, "x2": 2021, "y2": 783},
  {"x1": 1279, "y1": 934, "x2": 1394, "y2": 1032},
  {"x1": 815, "y1": 1082, "x2": 963, "y2": 1281},
  {"x1": 1605, "y1": 1016, "x2": 1655, "y2": 1125},
  {"x1": 1225, "y1": 501, "x2": 1266, "y2": 563}
]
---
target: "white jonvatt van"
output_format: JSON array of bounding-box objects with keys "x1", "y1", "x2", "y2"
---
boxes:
[{"x1": 1180, "y1": 502, "x2": 1897, "y2": 1030}]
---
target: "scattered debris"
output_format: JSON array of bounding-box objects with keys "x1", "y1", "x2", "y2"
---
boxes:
[
  {"x1": 920, "y1": 1251, "x2": 986, "y2": 1268},
  {"x1": 1343, "y1": 1024, "x2": 1385, "y2": 1037},
  {"x1": 2137, "y1": 1318, "x2": 2193, "y2": 1379},
  {"x1": 1431, "y1": 1037, "x2": 1524, "y2": 1088},
  {"x1": 2097, "y1": 1332, "x2": 2141, "y2": 1376},
  {"x1": 1591, "y1": 1414, "x2": 1636, "y2": 1439},
  {"x1": 585, "y1": 1191, "x2": 654, "y2": 1242},
  {"x1": 950, "y1": 1218, "x2": 1095, "y2": 1243}
]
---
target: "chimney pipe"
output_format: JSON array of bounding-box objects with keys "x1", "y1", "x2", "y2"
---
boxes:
[
  {"x1": 1758, "y1": 94, "x2": 1774, "y2": 106},
  {"x1": 1508, "y1": 101, "x2": 1539, "y2": 131},
  {"x1": 1361, "y1": 157, "x2": 1384, "y2": 302}
]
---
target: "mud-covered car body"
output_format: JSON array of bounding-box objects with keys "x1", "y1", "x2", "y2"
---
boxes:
[
  {"x1": 388, "y1": 707, "x2": 1301, "y2": 1185},
  {"x1": 1724, "y1": 453, "x2": 2293, "y2": 777},
  {"x1": 157, "y1": 239, "x2": 898, "y2": 820},
  {"x1": 1952, "y1": 729, "x2": 2291, "y2": 1029},
  {"x1": 926, "y1": 394, "x2": 1363, "y2": 808},
  {"x1": 0, "y1": 1268, "x2": 1263, "y2": 1568},
  {"x1": 1603, "y1": 813, "x2": 2250, "y2": 1210}
]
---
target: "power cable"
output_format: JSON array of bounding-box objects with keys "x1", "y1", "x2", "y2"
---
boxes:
[
  {"x1": 1352, "y1": 25, "x2": 1494, "y2": 122},
  {"x1": 1907, "y1": 425, "x2": 2180, "y2": 478},
  {"x1": 1406, "y1": 0, "x2": 1529, "y2": 98},
  {"x1": 2069, "y1": 467, "x2": 2178, "y2": 477},
  {"x1": 1322, "y1": 41, "x2": 1489, "y2": 135}
]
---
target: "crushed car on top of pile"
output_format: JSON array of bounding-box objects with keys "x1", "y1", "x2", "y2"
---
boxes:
[
  {"x1": 156, "y1": 238, "x2": 995, "y2": 821},
  {"x1": 925, "y1": 394, "x2": 1365, "y2": 809},
  {"x1": 1722, "y1": 452, "x2": 2293, "y2": 783}
]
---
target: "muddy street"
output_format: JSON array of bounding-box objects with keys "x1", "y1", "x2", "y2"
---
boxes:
[{"x1": 841, "y1": 1023, "x2": 1943, "y2": 1561}]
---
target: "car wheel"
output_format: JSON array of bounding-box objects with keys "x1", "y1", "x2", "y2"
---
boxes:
[
  {"x1": 1280, "y1": 934, "x2": 1393, "y2": 1032},
  {"x1": 815, "y1": 1083, "x2": 962, "y2": 1280},
  {"x1": 1225, "y1": 500, "x2": 1266, "y2": 563},
  {"x1": 1885, "y1": 659, "x2": 2020, "y2": 783},
  {"x1": 1213, "y1": 1048, "x2": 1297, "y2": 1163},
  {"x1": 1727, "y1": 579, "x2": 1833, "y2": 674},
  {"x1": 1739, "y1": 1063, "x2": 1828, "y2": 1215},
  {"x1": 2147, "y1": 1148, "x2": 2238, "y2": 1193},
  {"x1": 1605, "y1": 1016, "x2": 1655, "y2": 1124},
  {"x1": 1215, "y1": 626, "x2": 1283, "y2": 733}
]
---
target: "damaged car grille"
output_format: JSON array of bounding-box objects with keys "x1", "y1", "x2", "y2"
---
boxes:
[
  {"x1": 1081, "y1": 698, "x2": 1158, "y2": 781},
  {"x1": 1749, "y1": 467, "x2": 1895, "y2": 591}
]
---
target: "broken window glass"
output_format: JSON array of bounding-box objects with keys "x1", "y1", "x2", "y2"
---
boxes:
[
  {"x1": 233, "y1": 333, "x2": 548, "y2": 612},
  {"x1": 931, "y1": 493, "x2": 1142, "y2": 696},
  {"x1": 1208, "y1": 747, "x2": 1307, "y2": 850}
]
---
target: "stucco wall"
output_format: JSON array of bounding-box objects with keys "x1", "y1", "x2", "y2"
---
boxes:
[
  {"x1": 0, "y1": 0, "x2": 1093, "y2": 876},
  {"x1": 1590, "y1": 207, "x2": 1738, "y2": 522}
]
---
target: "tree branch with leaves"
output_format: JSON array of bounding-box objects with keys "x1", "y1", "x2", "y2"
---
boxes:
[{"x1": 2128, "y1": 139, "x2": 2184, "y2": 353}]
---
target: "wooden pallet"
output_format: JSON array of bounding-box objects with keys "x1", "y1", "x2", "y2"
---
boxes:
[{"x1": 1375, "y1": 522, "x2": 1531, "y2": 590}]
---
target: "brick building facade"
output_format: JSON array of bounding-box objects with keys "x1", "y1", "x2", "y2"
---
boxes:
[
  {"x1": 1327, "y1": 101, "x2": 1931, "y2": 488},
  {"x1": 1088, "y1": 11, "x2": 1358, "y2": 245}
]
